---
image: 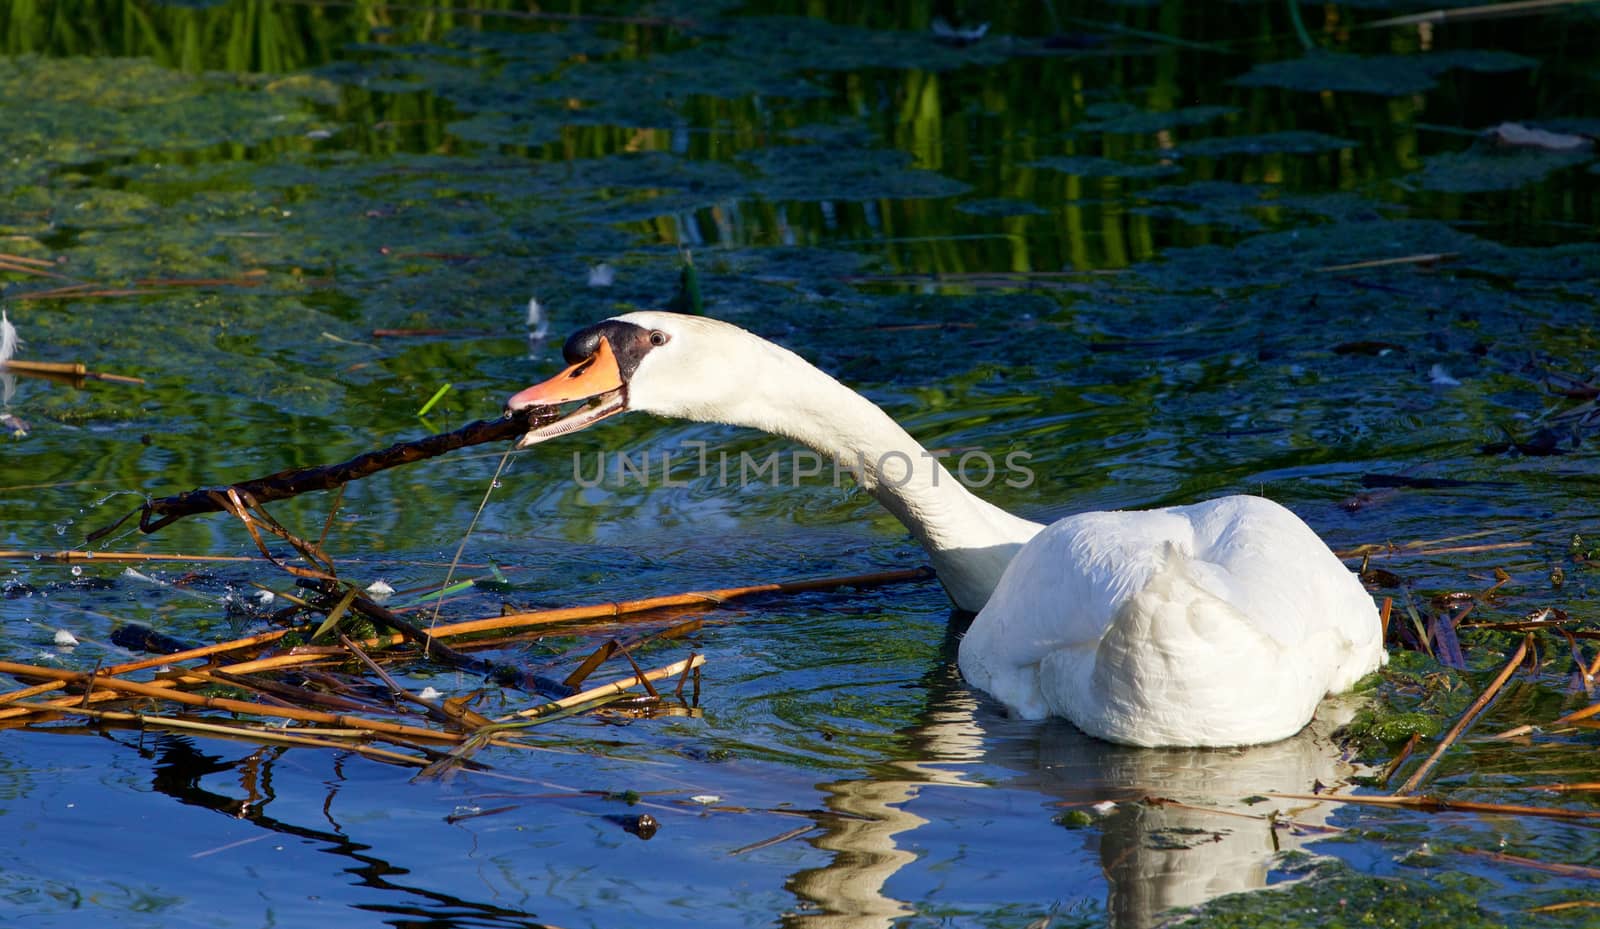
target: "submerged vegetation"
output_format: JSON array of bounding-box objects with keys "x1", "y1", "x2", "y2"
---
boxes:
[{"x1": 1, "y1": 0, "x2": 1599, "y2": 926}]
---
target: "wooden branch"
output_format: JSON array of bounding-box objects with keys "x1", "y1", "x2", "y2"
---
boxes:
[{"x1": 88, "y1": 408, "x2": 555, "y2": 541}]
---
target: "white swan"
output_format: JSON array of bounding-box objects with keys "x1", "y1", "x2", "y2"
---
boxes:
[{"x1": 506, "y1": 312, "x2": 1385, "y2": 747}]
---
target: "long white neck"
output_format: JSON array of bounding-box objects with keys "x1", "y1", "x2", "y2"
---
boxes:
[{"x1": 635, "y1": 322, "x2": 1042, "y2": 611}]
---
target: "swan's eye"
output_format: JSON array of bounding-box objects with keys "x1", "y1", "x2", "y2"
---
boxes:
[{"x1": 649, "y1": 330, "x2": 669, "y2": 346}]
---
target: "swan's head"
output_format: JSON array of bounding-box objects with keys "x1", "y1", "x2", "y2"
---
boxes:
[{"x1": 505, "y1": 311, "x2": 756, "y2": 448}]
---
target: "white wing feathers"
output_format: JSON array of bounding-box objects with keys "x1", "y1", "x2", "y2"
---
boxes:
[{"x1": 958, "y1": 496, "x2": 1384, "y2": 747}]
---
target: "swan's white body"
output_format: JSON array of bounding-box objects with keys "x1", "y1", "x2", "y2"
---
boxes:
[
  {"x1": 959, "y1": 497, "x2": 1383, "y2": 746},
  {"x1": 509, "y1": 312, "x2": 1386, "y2": 747}
]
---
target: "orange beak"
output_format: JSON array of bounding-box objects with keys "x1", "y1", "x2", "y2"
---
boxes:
[{"x1": 505, "y1": 337, "x2": 629, "y2": 448}]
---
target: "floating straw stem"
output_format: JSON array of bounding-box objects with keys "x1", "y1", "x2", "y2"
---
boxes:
[
  {"x1": 0, "y1": 360, "x2": 145, "y2": 385},
  {"x1": 1551, "y1": 698, "x2": 1600, "y2": 726},
  {"x1": 0, "y1": 566, "x2": 931, "y2": 744},
  {"x1": 505, "y1": 654, "x2": 705, "y2": 721},
  {"x1": 1362, "y1": 0, "x2": 1594, "y2": 29},
  {"x1": 1269, "y1": 791, "x2": 1600, "y2": 822},
  {"x1": 0, "y1": 661, "x2": 460, "y2": 742},
  {"x1": 9, "y1": 702, "x2": 428, "y2": 765},
  {"x1": 0, "y1": 567, "x2": 930, "y2": 726},
  {"x1": 431, "y1": 566, "x2": 935, "y2": 639},
  {"x1": 1394, "y1": 635, "x2": 1531, "y2": 796},
  {"x1": 0, "y1": 627, "x2": 298, "y2": 711},
  {"x1": 0, "y1": 550, "x2": 255, "y2": 564}
]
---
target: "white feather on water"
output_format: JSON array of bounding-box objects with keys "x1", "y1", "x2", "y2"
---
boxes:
[
  {"x1": 1, "y1": 310, "x2": 17, "y2": 409},
  {"x1": 0, "y1": 310, "x2": 17, "y2": 364}
]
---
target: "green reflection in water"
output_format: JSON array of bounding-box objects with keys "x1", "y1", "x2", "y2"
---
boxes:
[{"x1": 0, "y1": 1, "x2": 1598, "y2": 926}]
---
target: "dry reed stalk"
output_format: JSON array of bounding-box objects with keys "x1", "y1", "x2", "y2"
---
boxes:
[
  {"x1": 0, "y1": 680, "x2": 76, "y2": 707},
  {"x1": 0, "y1": 252, "x2": 60, "y2": 270},
  {"x1": 1139, "y1": 796, "x2": 1341, "y2": 829},
  {"x1": 1563, "y1": 630, "x2": 1595, "y2": 697},
  {"x1": 1528, "y1": 902, "x2": 1600, "y2": 915},
  {"x1": 192, "y1": 651, "x2": 340, "y2": 675},
  {"x1": 0, "y1": 627, "x2": 295, "y2": 710},
  {"x1": 132, "y1": 565, "x2": 922, "y2": 676},
  {"x1": 413, "y1": 654, "x2": 707, "y2": 778},
  {"x1": 189, "y1": 667, "x2": 383, "y2": 714},
  {"x1": 11, "y1": 701, "x2": 427, "y2": 765},
  {"x1": 0, "y1": 568, "x2": 847, "y2": 719},
  {"x1": 1269, "y1": 792, "x2": 1600, "y2": 821},
  {"x1": 14, "y1": 286, "x2": 165, "y2": 300},
  {"x1": 339, "y1": 632, "x2": 496, "y2": 731},
  {"x1": 1364, "y1": 0, "x2": 1593, "y2": 28},
  {"x1": 216, "y1": 488, "x2": 337, "y2": 582},
  {"x1": 504, "y1": 654, "x2": 705, "y2": 721},
  {"x1": 1461, "y1": 847, "x2": 1600, "y2": 880},
  {"x1": 10, "y1": 281, "x2": 93, "y2": 296},
  {"x1": 1316, "y1": 253, "x2": 1456, "y2": 272},
  {"x1": 0, "y1": 550, "x2": 255, "y2": 564},
  {"x1": 1551, "y1": 698, "x2": 1600, "y2": 726},
  {"x1": 1393, "y1": 635, "x2": 1532, "y2": 796},
  {"x1": 0, "y1": 566, "x2": 919, "y2": 713},
  {"x1": 0, "y1": 360, "x2": 145, "y2": 385},
  {"x1": 0, "y1": 261, "x2": 74, "y2": 283},
  {"x1": 0, "y1": 651, "x2": 352, "y2": 724},
  {"x1": 729, "y1": 824, "x2": 817, "y2": 856},
  {"x1": 850, "y1": 271, "x2": 1094, "y2": 281},
  {"x1": 0, "y1": 628, "x2": 301, "y2": 714},
  {"x1": 0, "y1": 684, "x2": 140, "y2": 723},
  {"x1": 135, "y1": 272, "x2": 266, "y2": 288},
  {"x1": 573, "y1": 618, "x2": 707, "y2": 689},
  {"x1": 273, "y1": 0, "x2": 694, "y2": 27},
  {"x1": 1377, "y1": 733, "x2": 1420, "y2": 787},
  {"x1": 5, "y1": 611, "x2": 704, "y2": 733},
  {"x1": 1460, "y1": 613, "x2": 1586, "y2": 632},
  {"x1": 3, "y1": 360, "x2": 76, "y2": 375},
  {"x1": 0, "y1": 661, "x2": 463, "y2": 742},
  {"x1": 436, "y1": 567, "x2": 935, "y2": 640},
  {"x1": 1338, "y1": 540, "x2": 1531, "y2": 560},
  {"x1": 210, "y1": 496, "x2": 525, "y2": 693},
  {"x1": 3, "y1": 548, "x2": 915, "y2": 736}
]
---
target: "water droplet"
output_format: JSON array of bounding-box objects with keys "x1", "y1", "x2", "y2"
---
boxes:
[
  {"x1": 491, "y1": 479, "x2": 503, "y2": 488},
  {"x1": 83, "y1": 551, "x2": 94, "y2": 559},
  {"x1": 70, "y1": 566, "x2": 82, "y2": 576},
  {"x1": 54, "y1": 524, "x2": 67, "y2": 536},
  {"x1": 31, "y1": 553, "x2": 41, "y2": 561}
]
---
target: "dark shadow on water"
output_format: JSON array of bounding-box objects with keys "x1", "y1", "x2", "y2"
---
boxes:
[{"x1": 131, "y1": 733, "x2": 563, "y2": 929}]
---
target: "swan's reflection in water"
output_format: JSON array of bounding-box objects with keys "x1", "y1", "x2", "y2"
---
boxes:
[{"x1": 787, "y1": 664, "x2": 1366, "y2": 929}]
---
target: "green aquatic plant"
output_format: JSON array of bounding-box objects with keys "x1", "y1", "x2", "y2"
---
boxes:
[
  {"x1": 1233, "y1": 49, "x2": 1538, "y2": 96},
  {"x1": 1191, "y1": 861, "x2": 1505, "y2": 928}
]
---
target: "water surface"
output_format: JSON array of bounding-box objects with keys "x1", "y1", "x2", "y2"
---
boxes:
[{"x1": 2, "y1": 2, "x2": 1599, "y2": 927}]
